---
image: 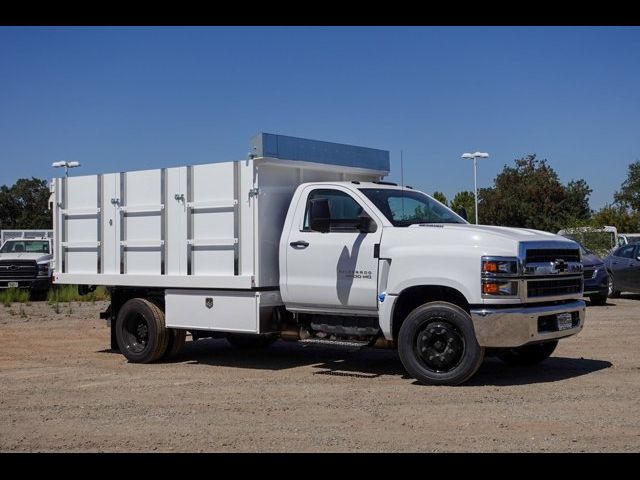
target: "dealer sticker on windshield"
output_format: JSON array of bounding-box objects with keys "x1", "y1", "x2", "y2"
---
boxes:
[{"x1": 557, "y1": 312, "x2": 574, "y2": 331}]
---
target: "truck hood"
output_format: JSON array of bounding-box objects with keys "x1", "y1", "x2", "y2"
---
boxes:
[
  {"x1": 0, "y1": 252, "x2": 52, "y2": 263},
  {"x1": 382, "y1": 223, "x2": 576, "y2": 258}
]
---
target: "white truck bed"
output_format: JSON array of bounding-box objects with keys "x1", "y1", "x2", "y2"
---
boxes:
[{"x1": 52, "y1": 133, "x2": 389, "y2": 290}]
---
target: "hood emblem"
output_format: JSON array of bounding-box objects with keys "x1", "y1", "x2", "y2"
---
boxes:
[{"x1": 552, "y1": 259, "x2": 567, "y2": 273}]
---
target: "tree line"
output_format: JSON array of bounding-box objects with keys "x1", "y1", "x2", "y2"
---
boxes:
[
  {"x1": 433, "y1": 154, "x2": 640, "y2": 235},
  {"x1": 0, "y1": 178, "x2": 52, "y2": 230}
]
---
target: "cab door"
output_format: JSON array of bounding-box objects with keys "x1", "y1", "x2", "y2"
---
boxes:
[
  {"x1": 284, "y1": 186, "x2": 382, "y2": 313},
  {"x1": 610, "y1": 244, "x2": 636, "y2": 290}
]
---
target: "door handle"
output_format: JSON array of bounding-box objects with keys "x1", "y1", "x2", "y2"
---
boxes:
[{"x1": 289, "y1": 240, "x2": 309, "y2": 248}]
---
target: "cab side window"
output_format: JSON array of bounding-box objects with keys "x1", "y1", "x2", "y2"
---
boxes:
[
  {"x1": 303, "y1": 189, "x2": 364, "y2": 232},
  {"x1": 616, "y1": 245, "x2": 636, "y2": 259}
]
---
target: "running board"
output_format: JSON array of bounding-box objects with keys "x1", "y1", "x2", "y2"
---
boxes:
[{"x1": 298, "y1": 338, "x2": 371, "y2": 349}]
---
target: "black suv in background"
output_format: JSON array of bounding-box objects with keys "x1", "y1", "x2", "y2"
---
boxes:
[
  {"x1": 605, "y1": 243, "x2": 640, "y2": 298},
  {"x1": 578, "y1": 242, "x2": 609, "y2": 305}
]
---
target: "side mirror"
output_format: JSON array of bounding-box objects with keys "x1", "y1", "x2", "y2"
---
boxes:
[
  {"x1": 309, "y1": 198, "x2": 331, "y2": 233},
  {"x1": 358, "y1": 212, "x2": 377, "y2": 233},
  {"x1": 456, "y1": 207, "x2": 468, "y2": 221}
]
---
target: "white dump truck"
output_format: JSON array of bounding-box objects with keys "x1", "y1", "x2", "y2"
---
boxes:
[
  {"x1": 0, "y1": 229, "x2": 54, "y2": 300},
  {"x1": 51, "y1": 133, "x2": 586, "y2": 385}
]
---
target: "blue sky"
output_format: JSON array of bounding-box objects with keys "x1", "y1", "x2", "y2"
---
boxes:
[{"x1": 1, "y1": 26, "x2": 638, "y2": 210}]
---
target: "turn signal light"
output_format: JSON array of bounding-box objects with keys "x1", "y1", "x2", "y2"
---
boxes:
[
  {"x1": 481, "y1": 258, "x2": 518, "y2": 275},
  {"x1": 482, "y1": 282, "x2": 500, "y2": 294},
  {"x1": 483, "y1": 261, "x2": 499, "y2": 273}
]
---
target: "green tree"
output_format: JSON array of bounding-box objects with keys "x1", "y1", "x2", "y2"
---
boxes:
[
  {"x1": 450, "y1": 191, "x2": 475, "y2": 222},
  {"x1": 614, "y1": 161, "x2": 640, "y2": 210},
  {"x1": 591, "y1": 204, "x2": 640, "y2": 233},
  {"x1": 478, "y1": 154, "x2": 592, "y2": 232},
  {"x1": 432, "y1": 191, "x2": 448, "y2": 206},
  {"x1": 0, "y1": 178, "x2": 52, "y2": 230}
]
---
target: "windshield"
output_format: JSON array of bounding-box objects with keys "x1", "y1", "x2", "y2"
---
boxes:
[
  {"x1": 359, "y1": 188, "x2": 466, "y2": 226},
  {"x1": 578, "y1": 244, "x2": 592, "y2": 256},
  {"x1": 0, "y1": 240, "x2": 50, "y2": 254}
]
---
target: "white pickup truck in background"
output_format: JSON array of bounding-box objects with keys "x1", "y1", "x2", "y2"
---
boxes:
[
  {"x1": 0, "y1": 230, "x2": 54, "y2": 300},
  {"x1": 51, "y1": 133, "x2": 586, "y2": 385}
]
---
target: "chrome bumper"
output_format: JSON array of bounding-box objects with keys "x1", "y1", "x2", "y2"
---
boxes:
[{"x1": 470, "y1": 300, "x2": 586, "y2": 348}]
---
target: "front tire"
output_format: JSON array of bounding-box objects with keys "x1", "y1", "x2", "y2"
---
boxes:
[
  {"x1": 397, "y1": 302, "x2": 484, "y2": 386},
  {"x1": 29, "y1": 289, "x2": 48, "y2": 302},
  {"x1": 115, "y1": 298, "x2": 169, "y2": 363},
  {"x1": 607, "y1": 273, "x2": 620, "y2": 298},
  {"x1": 589, "y1": 294, "x2": 607, "y2": 306},
  {"x1": 498, "y1": 340, "x2": 558, "y2": 366}
]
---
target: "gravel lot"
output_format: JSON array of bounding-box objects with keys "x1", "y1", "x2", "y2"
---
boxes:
[{"x1": 1, "y1": 295, "x2": 639, "y2": 452}]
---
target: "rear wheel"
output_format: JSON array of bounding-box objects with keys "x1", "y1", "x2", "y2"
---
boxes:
[
  {"x1": 115, "y1": 298, "x2": 169, "y2": 363},
  {"x1": 226, "y1": 333, "x2": 278, "y2": 349},
  {"x1": 498, "y1": 340, "x2": 558, "y2": 366},
  {"x1": 397, "y1": 302, "x2": 484, "y2": 386},
  {"x1": 163, "y1": 329, "x2": 187, "y2": 359},
  {"x1": 607, "y1": 274, "x2": 620, "y2": 298}
]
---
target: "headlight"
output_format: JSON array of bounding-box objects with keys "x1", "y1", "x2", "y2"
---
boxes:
[
  {"x1": 37, "y1": 264, "x2": 49, "y2": 275},
  {"x1": 482, "y1": 279, "x2": 519, "y2": 296},
  {"x1": 481, "y1": 256, "x2": 519, "y2": 298}
]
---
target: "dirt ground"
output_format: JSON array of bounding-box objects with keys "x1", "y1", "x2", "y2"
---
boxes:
[{"x1": 1, "y1": 295, "x2": 639, "y2": 452}]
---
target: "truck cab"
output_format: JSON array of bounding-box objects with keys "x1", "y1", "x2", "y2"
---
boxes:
[{"x1": 279, "y1": 181, "x2": 585, "y2": 384}]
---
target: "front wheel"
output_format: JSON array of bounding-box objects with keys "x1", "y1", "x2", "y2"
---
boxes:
[
  {"x1": 498, "y1": 340, "x2": 558, "y2": 366},
  {"x1": 588, "y1": 294, "x2": 607, "y2": 306},
  {"x1": 397, "y1": 302, "x2": 484, "y2": 386},
  {"x1": 607, "y1": 274, "x2": 620, "y2": 298}
]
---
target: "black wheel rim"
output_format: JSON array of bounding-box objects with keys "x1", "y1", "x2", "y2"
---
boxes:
[
  {"x1": 414, "y1": 321, "x2": 465, "y2": 373},
  {"x1": 122, "y1": 312, "x2": 150, "y2": 354}
]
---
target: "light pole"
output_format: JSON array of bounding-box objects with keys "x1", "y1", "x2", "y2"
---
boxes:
[
  {"x1": 52, "y1": 161, "x2": 81, "y2": 178},
  {"x1": 461, "y1": 152, "x2": 489, "y2": 224}
]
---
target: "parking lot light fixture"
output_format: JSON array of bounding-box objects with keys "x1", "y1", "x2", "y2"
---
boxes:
[
  {"x1": 52, "y1": 161, "x2": 81, "y2": 178},
  {"x1": 461, "y1": 152, "x2": 490, "y2": 224}
]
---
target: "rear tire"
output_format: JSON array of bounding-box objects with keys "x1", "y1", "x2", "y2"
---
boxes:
[
  {"x1": 397, "y1": 302, "x2": 484, "y2": 386},
  {"x1": 607, "y1": 274, "x2": 620, "y2": 298},
  {"x1": 226, "y1": 333, "x2": 278, "y2": 349},
  {"x1": 115, "y1": 298, "x2": 169, "y2": 363},
  {"x1": 163, "y1": 329, "x2": 187, "y2": 359},
  {"x1": 498, "y1": 340, "x2": 558, "y2": 366}
]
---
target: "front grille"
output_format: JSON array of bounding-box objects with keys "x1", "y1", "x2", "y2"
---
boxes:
[
  {"x1": 525, "y1": 248, "x2": 580, "y2": 263},
  {"x1": 583, "y1": 268, "x2": 596, "y2": 280},
  {"x1": 527, "y1": 277, "x2": 583, "y2": 298},
  {"x1": 0, "y1": 260, "x2": 37, "y2": 280}
]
